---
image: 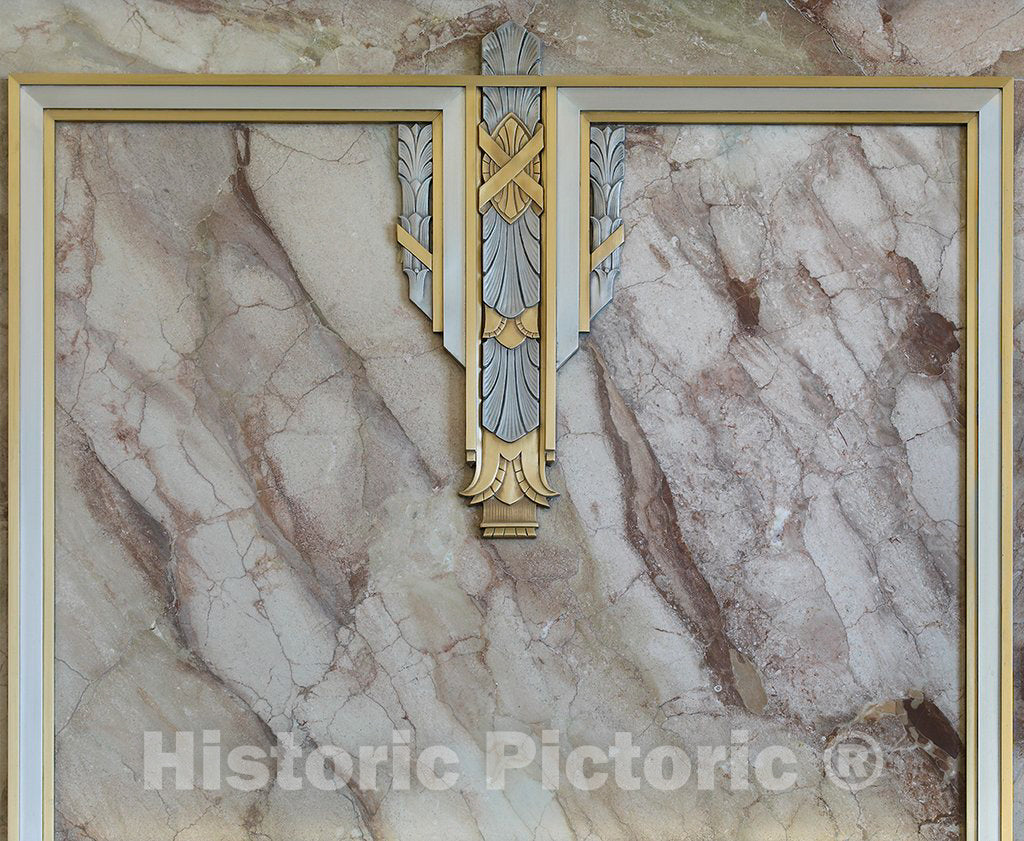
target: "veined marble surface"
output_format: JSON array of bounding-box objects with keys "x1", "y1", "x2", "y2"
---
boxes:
[
  {"x1": 1, "y1": 0, "x2": 1023, "y2": 837},
  {"x1": 53, "y1": 119, "x2": 964, "y2": 840}
]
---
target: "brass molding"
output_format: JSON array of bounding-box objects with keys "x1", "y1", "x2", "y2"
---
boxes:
[
  {"x1": 11, "y1": 71, "x2": 1014, "y2": 88},
  {"x1": 6, "y1": 74, "x2": 21, "y2": 841},
  {"x1": 481, "y1": 497, "x2": 539, "y2": 538}
]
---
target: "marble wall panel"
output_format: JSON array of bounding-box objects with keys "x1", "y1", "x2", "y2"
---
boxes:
[
  {"x1": 53, "y1": 117, "x2": 964, "y2": 839},
  {"x1": 1, "y1": 0, "x2": 1021, "y2": 836}
]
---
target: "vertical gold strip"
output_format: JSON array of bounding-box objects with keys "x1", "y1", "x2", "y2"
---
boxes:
[
  {"x1": 7, "y1": 75, "x2": 21, "y2": 841},
  {"x1": 999, "y1": 79, "x2": 1014, "y2": 841},
  {"x1": 542, "y1": 86, "x2": 557, "y2": 459},
  {"x1": 464, "y1": 85, "x2": 481, "y2": 462},
  {"x1": 43, "y1": 111, "x2": 55, "y2": 841},
  {"x1": 579, "y1": 113, "x2": 591, "y2": 332},
  {"x1": 431, "y1": 111, "x2": 444, "y2": 333},
  {"x1": 965, "y1": 114, "x2": 979, "y2": 841}
]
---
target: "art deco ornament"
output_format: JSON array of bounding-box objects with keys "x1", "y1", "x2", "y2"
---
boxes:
[{"x1": 395, "y1": 22, "x2": 625, "y2": 537}]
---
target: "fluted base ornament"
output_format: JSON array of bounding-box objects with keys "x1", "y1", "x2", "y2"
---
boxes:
[
  {"x1": 480, "y1": 498, "x2": 539, "y2": 538},
  {"x1": 463, "y1": 429, "x2": 557, "y2": 503}
]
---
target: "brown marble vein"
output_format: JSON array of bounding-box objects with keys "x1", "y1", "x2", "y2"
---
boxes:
[{"x1": 48, "y1": 117, "x2": 967, "y2": 840}]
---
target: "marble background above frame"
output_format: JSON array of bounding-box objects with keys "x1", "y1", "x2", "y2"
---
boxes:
[
  {"x1": 53, "y1": 115, "x2": 964, "y2": 839},
  {"x1": 2, "y1": 0, "x2": 1024, "y2": 837}
]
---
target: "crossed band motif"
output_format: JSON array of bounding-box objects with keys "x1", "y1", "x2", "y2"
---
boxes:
[{"x1": 478, "y1": 122, "x2": 545, "y2": 214}]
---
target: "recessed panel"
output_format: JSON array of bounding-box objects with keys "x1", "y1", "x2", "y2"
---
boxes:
[{"x1": 54, "y1": 120, "x2": 965, "y2": 838}]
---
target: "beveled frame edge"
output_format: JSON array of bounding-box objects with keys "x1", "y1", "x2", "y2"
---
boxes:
[
  {"x1": 7, "y1": 74, "x2": 22, "y2": 841},
  {"x1": 8, "y1": 72, "x2": 1016, "y2": 88}
]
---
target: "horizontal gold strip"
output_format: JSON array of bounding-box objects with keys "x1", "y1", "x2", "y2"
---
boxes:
[
  {"x1": 12, "y1": 73, "x2": 1013, "y2": 90},
  {"x1": 395, "y1": 224, "x2": 433, "y2": 270},
  {"x1": 585, "y1": 110, "x2": 976, "y2": 125},
  {"x1": 45, "y1": 108, "x2": 440, "y2": 123},
  {"x1": 590, "y1": 225, "x2": 624, "y2": 271}
]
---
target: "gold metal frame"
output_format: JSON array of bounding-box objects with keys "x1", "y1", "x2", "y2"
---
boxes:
[
  {"x1": 7, "y1": 72, "x2": 1015, "y2": 841},
  {"x1": 8, "y1": 73, "x2": 1016, "y2": 87}
]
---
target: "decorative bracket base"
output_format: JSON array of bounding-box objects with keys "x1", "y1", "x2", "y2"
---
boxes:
[{"x1": 481, "y1": 498, "x2": 538, "y2": 538}]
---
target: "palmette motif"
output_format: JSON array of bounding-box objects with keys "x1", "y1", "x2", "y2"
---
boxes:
[
  {"x1": 589, "y1": 124, "x2": 625, "y2": 319},
  {"x1": 396, "y1": 122, "x2": 433, "y2": 319},
  {"x1": 480, "y1": 339, "x2": 541, "y2": 441},
  {"x1": 481, "y1": 201, "x2": 541, "y2": 318}
]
